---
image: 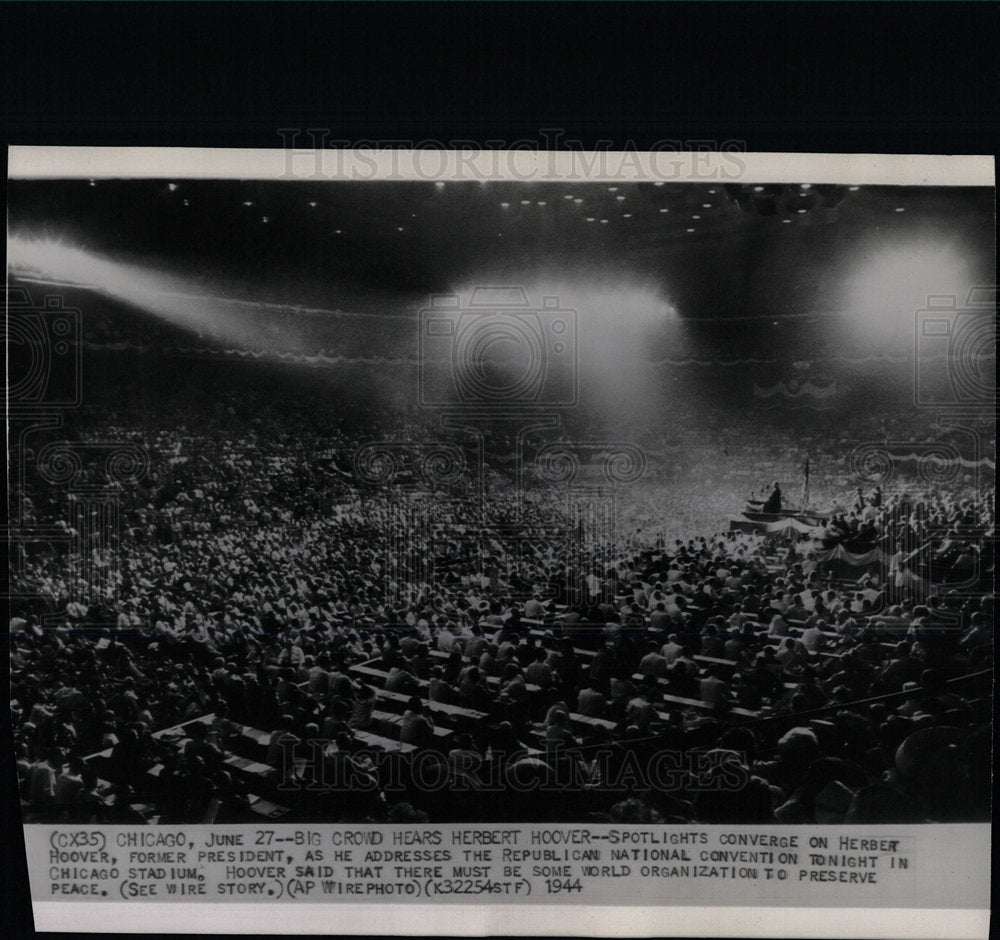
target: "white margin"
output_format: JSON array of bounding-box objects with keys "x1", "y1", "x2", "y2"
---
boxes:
[{"x1": 8, "y1": 147, "x2": 996, "y2": 185}]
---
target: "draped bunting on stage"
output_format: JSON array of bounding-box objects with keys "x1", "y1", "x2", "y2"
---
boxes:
[
  {"x1": 764, "y1": 517, "x2": 824, "y2": 536},
  {"x1": 859, "y1": 452, "x2": 996, "y2": 470},
  {"x1": 752, "y1": 379, "x2": 838, "y2": 399},
  {"x1": 812, "y1": 542, "x2": 887, "y2": 566}
]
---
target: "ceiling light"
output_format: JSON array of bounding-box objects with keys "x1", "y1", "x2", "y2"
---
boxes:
[
  {"x1": 753, "y1": 186, "x2": 764, "y2": 193},
  {"x1": 848, "y1": 186, "x2": 860, "y2": 191},
  {"x1": 500, "y1": 202, "x2": 510, "y2": 208}
]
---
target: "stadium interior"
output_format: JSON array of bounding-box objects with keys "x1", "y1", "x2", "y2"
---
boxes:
[{"x1": 8, "y1": 177, "x2": 995, "y2": 825}]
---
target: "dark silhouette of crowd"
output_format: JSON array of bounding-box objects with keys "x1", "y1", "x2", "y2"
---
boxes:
[{"x1": 10, "y1": 365, "x2": 994, "y2": 827}]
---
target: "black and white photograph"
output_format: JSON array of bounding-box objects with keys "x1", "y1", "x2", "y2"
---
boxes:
[{"x1": 5, "y1": 148, "x2": 994, "y2": 934}]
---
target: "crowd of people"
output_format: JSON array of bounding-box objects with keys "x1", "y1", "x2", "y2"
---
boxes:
[{"x1": 10, "y1": 359, "x2": 994, "y2": 826}]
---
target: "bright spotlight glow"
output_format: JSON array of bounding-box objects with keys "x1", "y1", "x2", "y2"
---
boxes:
[
  {"x1": 7, "y1": 234, "x2": 315, "y2": 353},
  {"x1": 10, "y1": 237, "x2": 138, "y2": 294},
  {"x1": 440, "y1": 275, "x2": 681, "y2": 431},
  {"x1": 841, "y1": 241, "x2": 971, "y2": 342}
]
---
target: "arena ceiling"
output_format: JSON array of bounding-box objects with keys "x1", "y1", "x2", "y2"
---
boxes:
[{"x1": 7, "y1": 178, "x2": 995, "y2": 319}]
